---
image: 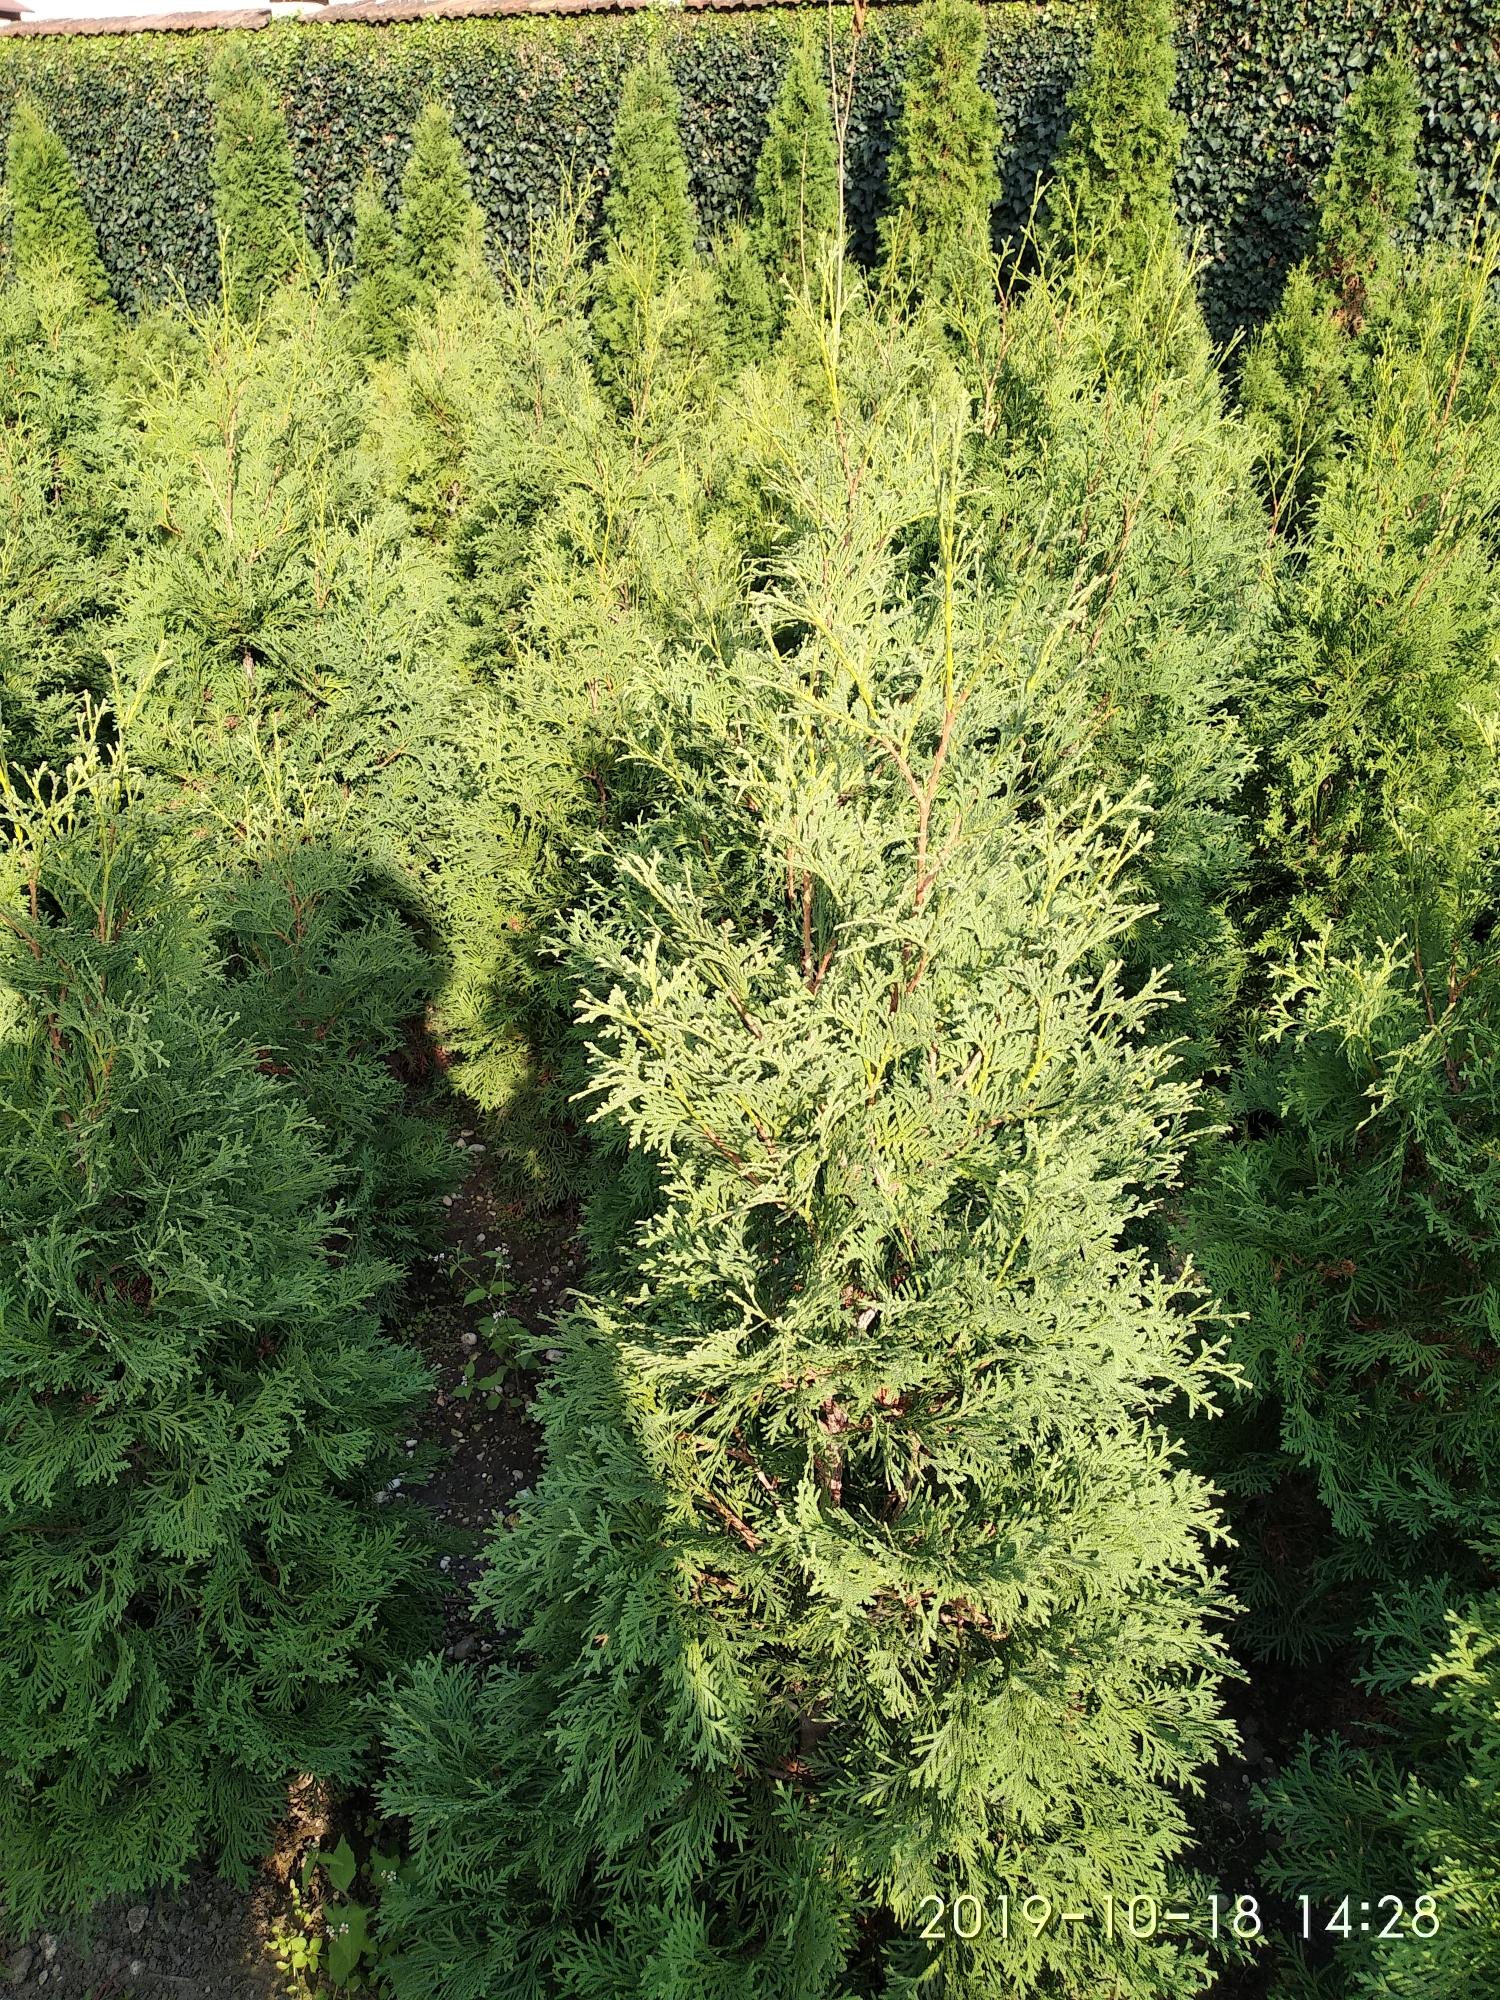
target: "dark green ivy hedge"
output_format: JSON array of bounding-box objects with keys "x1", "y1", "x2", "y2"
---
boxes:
[{"x1": 0, "y1": 0, "x2": 1494, "y2": 335}]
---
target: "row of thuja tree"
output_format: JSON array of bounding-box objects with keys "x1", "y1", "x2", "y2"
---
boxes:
[{"x1": 1, "y1": 2, "x2": 1497, "y2": 1994}]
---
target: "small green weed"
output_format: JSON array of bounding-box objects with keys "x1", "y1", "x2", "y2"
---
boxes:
[
  {"x1": 452, "y1": 1246, "x2": 530, "y2": 1411},
  {"x1": 269, "y1": 1826, "x2": 412, "y2": 1995}
]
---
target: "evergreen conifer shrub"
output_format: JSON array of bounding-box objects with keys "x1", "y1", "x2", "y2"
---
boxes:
[
  {"x1": 394, "y1": 101, "x2": 486, "y2": 314},
  {"x1": 1258, "y1": 1568, "x2": 1500, "y2": 1997},
  {"x1": 752, "y1": 31, "x2": 840, "y2": 303},
  {"x1": 376, "y1": 290, "x2": 1240, "y2": 2000},
  {"x1": 878, "y1": 0, "x2": 999, "y2": 314},
  {"x1": 710, "y1": 222, "x2": 775, "y2": 374},
  {"x1": 590, "y1": 51, "x2": 700, "y2": 405},
  {"x1": 3, "y1": 95, "x2": 110, "y2": 308},
  {"x1": 374, "y1": 205, "x2": 747, "y2": 1199},
  {"x1": 967, "y1": 219, "x2": 1269, "y2": 1069},
  {"x1": 348, "y1": 168, "x2": 417, "y2": 363},
  {"x1": 213, "y1": 831, "x2": 460, "y2": 1264},
  {"x1": 1184, "y1": 231, "x2": 1500, "y2": 1654},
  {"x1": 112, "y1": 274, "x2": 486, "y2": 891},
  {"x1": 1043, "y1": 0, "x2": 1185, "y2": 277},
  {"x1": 1239, "y1": 54, "x2": 1422, "y2": 535},
  {"x1": 208, "y1": 44, "x2": 309, "y2": 321},
  {"x1": 0, "y1": 273, "x2": 132, "y2": 778},
  {"x1": 0, "y1": 747, "x2": 442, "y2": 1931}
]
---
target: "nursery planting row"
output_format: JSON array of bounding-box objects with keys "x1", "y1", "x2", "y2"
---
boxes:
[{"x1": 0, "y1": 5, "x2": 1497, "y2": 1998}]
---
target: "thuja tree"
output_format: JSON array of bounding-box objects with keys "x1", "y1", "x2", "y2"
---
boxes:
[
  {"x1": 0, "y1": 272, "x2": 133, "y2": 778},
  {"x1": 369, "y1": 203, "x2": 748, "y2": 1197},
  {"x1": 112, "y1": 273, "x2": 489, "y2": 897},
  {"x1": 105, "y1": 274, "x2": 516, "y2": 1226},
  {"x1": 752, "y1": 30, "x2": 840, "y2": 301},
  {"x1": 377, "y1": 291, "x2": 1239, "y2": 2000},
  {"x1": 878, "y1": 0, "x2": 999, "y2": 314},
  {"x1": 968, "y1": 217, "x2": 1269, "y2": 1070},
  {"x1": 208, "y1": 44, "x2": 309, "y2": 320},
  {"x1": 1182, "y1": 231, "x2": 1500, "y2": 1659},
  {"x1": 710, "y1": 223, "x2": 775, "y2": 374},
  {"x1": 4, "y1": 95, "x2": 110, "y2": 307},
  {"x1": 1239, "y1": 54, "x2": 1421, "y2": 534},
  {"x1": 1043, "y1": 0, "x2": 1185, "y2": 276},
  {"x1": 590, "y1": 50, "x2": 705, "y2": 407},
  {"x1": 394, "y1": 101, "x2": 486, "y2": 314},
  {"x1": 0, "y1": 746, "x2": 441, "y2": 1929},
  {"x1": 347, "y1": 168, "x2": 417, "y2": 363}
]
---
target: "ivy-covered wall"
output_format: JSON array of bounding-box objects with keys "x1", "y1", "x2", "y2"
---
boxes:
[
  {"x1": 1176, "y1": 0, "x2": 1500, "y2": 338},
  {"x1": 0, "y1": 0, "x2": 1494, "y2": 337}
]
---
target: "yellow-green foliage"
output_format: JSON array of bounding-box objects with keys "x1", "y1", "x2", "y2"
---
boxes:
[
  {"x1": 3, "y1": 94, "x2": 110, "y2": 306},
  {"x1": 0, "y1": 48, "x2": 1497, "y2": 2000}
]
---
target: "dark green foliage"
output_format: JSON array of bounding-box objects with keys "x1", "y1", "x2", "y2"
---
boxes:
[
  {"x1": 601, "y1": 48, "x2": 696, "y2": 270},
  {"x1": 1044, "y1": 0, "x2": 1185, "y2": 272},
  {"x1": 1172, "y1": 2, "x2": 1498, "y2": 342},
  {"x1": 213, "y1": 837, "x2": 460, "y2": 1265},
  {"x1": 1240, "y1": 54, "x2": 1423, "y2": 534},
  {"x1": 208, "y1": 42, "x2": 308, "y2": 319},
  {"x1": 348, "y1": 167, "x2": 416, "y2": 362},
  {"x1": 1170, "y1": 154, "x2": 1500, "y2": 2000},
  {"x1": 394, "y1": 100, "x2": 484, "y2": 312},
  {"x1": 751, "y1": 30, "x2": 840, "y2": 296},
  {"x1": 0, "y1": 751, "x2": 441, "y2": 1932},
  {"x1": 1311, "y1": 51, "x2": 1420, "y2": 330},
  {"x1": 1259, "y1": 1571, "x2": 1500, "y2": 1996},
  {"x1": 0, "y1": 9, "x2": 1492, "y2": 339},
  {"x1": 3, "y1": 94, "x2": 110, "y2": 307},
  {"x1": 1185, "y1": 234, "x2": 1500, "y2": 1661},
  {"x1": 878, "y1": 0, "x2": 999, "y2": 309},
  {"x1": 0, "y1": 21, "x2": 1495, "y2": 1978}
]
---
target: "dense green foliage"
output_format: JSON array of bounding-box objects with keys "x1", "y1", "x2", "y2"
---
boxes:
[
  {"x1": 394, "y1": 99, "x2": 486, "y2": 310},
  {"x1": 0, "y1": 273, "x2": 131, "y2": 776},
  {"x1": 348, "y1": 167, "x2": 416, "y2": 362},
  {"x1": 376, "y1": 269, "x2": 1244, "y2": 2000},
  {"x1": 0, "y1": 4, "x2": 1494, "y2": 334},
  {"x1": 1259, "y1": 1572, "x2": 1500, "y2": 1997},
  {"x1": 750, "y1": 29, "x2": 839, "y2": 298},
  {"x1": 0, "y1": 750, "x2": 444, "y2": 1928},
  {"x1": 1178, "y1": 49, "x2": 1500, "y2": 1995},
  {"x1": 590, "y1": 48, "x2": 702, "y2": 406},
  {"x1": 1044, "y1": 0, "x2": 1184, "y2": 273},
  {"x1": 1240, "y1": 54, "x2": 1423, "y2": 533},
  {"x1": 3, "y1": 94, "x2": 110, "y2": 306},
  {"x1": 1, "y1": 27, "x2": 1498, "y2": 1999},
  {"x1": 879, "y1": 0, "x2": 999, "y2": 308},
  {"x1": 208, "y1": 43, "x2": 309, "y2": 319}
]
